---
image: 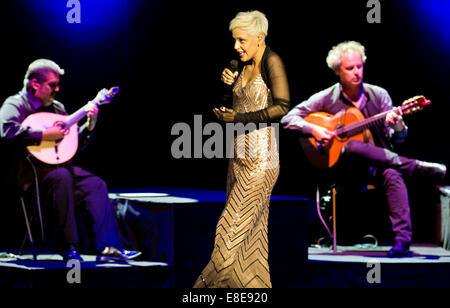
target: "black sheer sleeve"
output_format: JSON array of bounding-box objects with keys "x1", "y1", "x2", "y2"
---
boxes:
[{"x1": 234, "y1": 50, "x2": 290, "y2": 124}]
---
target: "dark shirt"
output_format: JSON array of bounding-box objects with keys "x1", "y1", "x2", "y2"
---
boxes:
[
  {"x1": 280, "y1": 83, "x2": 407, "y2": 149},
  {"x1": 0, "y1": 88, "x2": 67, "y2": 145},
  {"x1": 0, "y1": 87, "x2": 92, "y2": 189}
]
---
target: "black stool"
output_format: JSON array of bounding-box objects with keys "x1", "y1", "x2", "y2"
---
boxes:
[{"x1": 18, "y1": 156, "x2": 44, "y2": 261}]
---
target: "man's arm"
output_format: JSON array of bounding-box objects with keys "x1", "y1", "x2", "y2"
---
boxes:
[
  {"x1": 377, "y1": 88, "x2": 408, "y2": 141},
  {"x1": 0, "y1": 99, "x2": 43, "y2": 145},
  {"x1": 280, "y1": 90, "x2": 329, "y2": 135}
]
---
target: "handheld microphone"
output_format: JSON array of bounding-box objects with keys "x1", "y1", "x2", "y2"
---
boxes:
[
  {"x1": 222, "y1": 60, "x2": 238, "y2": 103},
  {"x1": 229, "y1": 59, "x2": 238, "y2": 74}
]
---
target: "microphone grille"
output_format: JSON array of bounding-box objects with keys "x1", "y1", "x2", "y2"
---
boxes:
[{"x1": 230, "y1": 59, "x2": 238, "y2": 72}]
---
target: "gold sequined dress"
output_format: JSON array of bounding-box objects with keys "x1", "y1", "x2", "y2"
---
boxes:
[{"x1": 194, "y1": 68, "x2": 280, "y2": 288}]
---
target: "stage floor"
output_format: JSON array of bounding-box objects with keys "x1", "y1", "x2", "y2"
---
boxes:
[
  {"x1": 1, "y1": 246, "x2": 449, "y2": 288},
  {"x1": 308, "y1": 244, "x2": 450, "y2": 263},
  {"x1": 0, "y1": 251, "x2": 171, "y2": 288},
  {"x1": 302, "y1": 244, "x2": 450, "y2": 288},
  {"x1": 2, "y1": 187, "x2": 449, "y2": 288}
]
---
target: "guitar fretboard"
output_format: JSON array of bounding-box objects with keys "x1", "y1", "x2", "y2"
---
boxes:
[
  {"x1": 65, "y1": 106, "x2": 88, "y2": 128},
  {"x1": 336, "y1": 109, "x2": 392, "y2": 137},
  {"x1": 62, "y1": 87, "x2": 118, "y2": 129},
  {"x1": 335, "y1": 95, "x2": 429, "y2": 138}
]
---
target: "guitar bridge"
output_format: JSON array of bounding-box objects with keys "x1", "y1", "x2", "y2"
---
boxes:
[{"x1": 54, "y1": 144, "x2": 60, "y2": 161}]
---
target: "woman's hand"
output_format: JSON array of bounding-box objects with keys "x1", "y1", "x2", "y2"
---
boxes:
[
  {"x1": 221, "y1": 68, "x2": 238, "y2": 86},
  {"x1": 213, "y1": 106, "x2": 236, "y2": 122}
]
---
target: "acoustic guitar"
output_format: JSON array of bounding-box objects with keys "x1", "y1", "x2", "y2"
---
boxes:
[
  {"x1": 299, "y1": 95, "x2": 430, "y2": 169},
  {"x1": 22, "y1": 87, "x2": 119, "y2": 165}
]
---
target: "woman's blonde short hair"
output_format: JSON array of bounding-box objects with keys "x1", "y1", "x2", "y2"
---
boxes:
[
  {"x1": 229, "y1": 10, "x2": 268, "y2": 38},
  {"x1": 326, "y1": 41, "x2": 367, "y2": 71}
]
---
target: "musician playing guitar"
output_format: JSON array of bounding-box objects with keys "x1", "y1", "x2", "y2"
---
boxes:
[
  {"x1": 0, "y1": 59, "x2": 140, "y2": 262},
  {"x1": 281, "y1": 41, "x2": 447, "y2": 257}
]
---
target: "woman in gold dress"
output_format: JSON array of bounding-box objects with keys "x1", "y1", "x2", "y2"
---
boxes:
[{"x1": 194, "y1": 10, "x2": 290, "y2": 288}]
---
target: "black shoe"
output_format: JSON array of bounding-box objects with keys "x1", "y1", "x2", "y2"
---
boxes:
[
  {"x1": 96, "y1": 247, "x2": 142, "y2": 262},
  {"x1": 62, "y1": 248, "x2": 84, "y2": 262},
  {"x1": 387, "y1": 241, "x2": 412, "y2": 258},
  {"x1": 415, "y1": 161, "x2": 447, "y2": 180}
]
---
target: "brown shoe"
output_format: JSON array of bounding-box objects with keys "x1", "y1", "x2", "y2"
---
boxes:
[{"x1": 96, "y1": 247, "x2": 141, "y2": 262}]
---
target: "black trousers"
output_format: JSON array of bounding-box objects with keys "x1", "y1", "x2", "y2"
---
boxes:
[{"x1": 36, "y1": 163, "x2": 120, "y2": 253}]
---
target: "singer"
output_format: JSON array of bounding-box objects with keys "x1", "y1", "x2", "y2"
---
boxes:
[
  {"x1": 0, "y1": 59, "x2": 140, "y2": 262},
  {"x1": 194, "y1": 11, "x2": 290, "y2": 288}
]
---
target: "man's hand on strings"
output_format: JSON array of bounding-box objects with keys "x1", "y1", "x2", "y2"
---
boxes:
[{"x1": 312, "y1": 125, "x2": 335, "y2": 144}]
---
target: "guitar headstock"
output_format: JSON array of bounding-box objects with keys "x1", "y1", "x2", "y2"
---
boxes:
[
  {"x1": 92, "y1": 87, "x2": 120, "y2": 106},
  {"x1": 401, "y1": 95, "x2": 430, "y2": 115}
]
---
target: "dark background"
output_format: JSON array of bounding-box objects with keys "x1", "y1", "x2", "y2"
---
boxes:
[{"x1": 0, "y1": 0, "x2": 449, "y2": 247}]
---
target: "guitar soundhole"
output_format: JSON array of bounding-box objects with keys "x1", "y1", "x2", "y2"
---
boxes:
[
  {"x1": 335, "y1": 123, "x2": 347, "y2": 141},
  {"x1": 335, "y1": 133, "x2": 348, "y2": 141},
  {"x1": 54, "y1": 121, "x2": 70, "y2": 136}
]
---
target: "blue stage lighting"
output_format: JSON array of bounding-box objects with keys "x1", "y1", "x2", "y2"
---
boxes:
[
  {"x1": 21, "y1": 0, "x2": 136, "y2": 46},
  {"x1": 407, "y1": 0, "x2": 450, "y2": 51}
]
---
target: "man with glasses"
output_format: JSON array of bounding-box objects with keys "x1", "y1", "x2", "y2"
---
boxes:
[{"x1": 0, "y1": 59, "x2": 140, "y2": 262}]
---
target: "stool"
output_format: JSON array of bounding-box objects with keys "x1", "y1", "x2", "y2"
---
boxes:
[
  {"x1": 18, "y1": 156, "x2": 44, "y2": 261},
  {"x1": 438, "y1": 186, "x2": 450, "y2": 250},
  {"x1": 19, "y1": 193, "x2": 37, "y2": 261},
  {"x1": 315, "y1": 184, "x2": 337, "y2": 252},
  {"x1": 315, "y1": 181, "x2": 380, "y2": 252}
]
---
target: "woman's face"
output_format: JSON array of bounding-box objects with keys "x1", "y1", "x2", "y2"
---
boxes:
[{"x1": 232, "y1": 27, "x2": 260, "y2": 62}]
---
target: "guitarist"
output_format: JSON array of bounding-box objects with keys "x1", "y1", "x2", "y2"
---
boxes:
[
  {"x1": 281, "y1": 41, "x2": 447, "y2": 257},
  {"x1": 0, "y1": 59, "x2": 140, "y2": 262}
]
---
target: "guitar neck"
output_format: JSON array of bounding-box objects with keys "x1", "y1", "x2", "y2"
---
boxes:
[
  {"x1": 337, "y1": 109, "x2": 393, "y2": 137},
  {"x1": 64, "y1": 101, "x2": 99, "y2": 128},
  {"x1": 62, "y1": 87, "x2": 118, "y2": 128}
]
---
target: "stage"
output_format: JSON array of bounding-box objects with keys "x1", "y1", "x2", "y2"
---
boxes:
[
  {"x1": 0, "y1": 187, "x2": 449, "y2": 288},
  {"x1": 0, "y1": 252, "x2": 170, "y2": 288},
  {"x1": 304, "y1": 244, "x2": 450, "y2": 288},
  {"x1": 0, "y1": 0, "x2": 450, "y2": 295},
  {"x1": 1, "y1": 245, "x2": 449, "y2": 288}
]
